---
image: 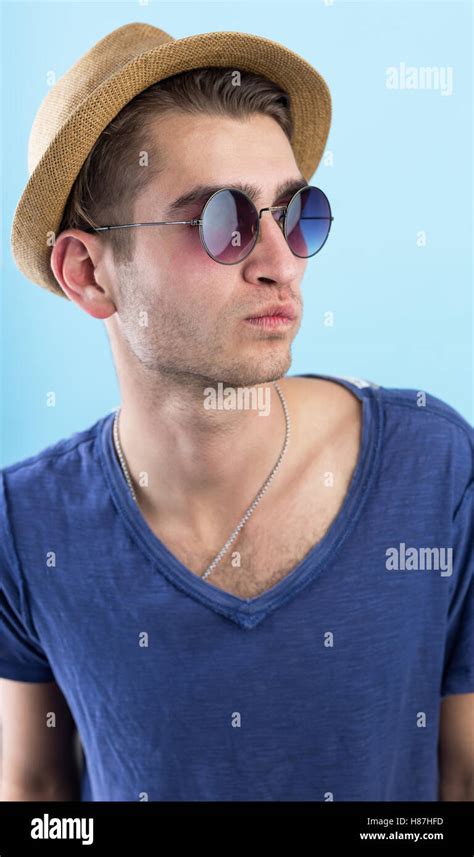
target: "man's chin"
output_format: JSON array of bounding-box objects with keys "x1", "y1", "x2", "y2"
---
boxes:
[{"x1": 208, "y1": 354, "x2": 292, "y2": 389}]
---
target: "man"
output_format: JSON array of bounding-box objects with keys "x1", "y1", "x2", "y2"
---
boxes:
[{"x1": 1, "y1": 23, "x2": 473, "y2": 802}]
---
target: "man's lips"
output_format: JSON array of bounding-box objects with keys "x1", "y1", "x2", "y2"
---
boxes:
[{"x1": 245, "y1": 304, "x2": 297, "y2": 321}]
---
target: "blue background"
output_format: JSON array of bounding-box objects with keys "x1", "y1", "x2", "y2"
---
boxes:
[{"x1": 1, "y1": 0, "x2": 472, "y2": 465}]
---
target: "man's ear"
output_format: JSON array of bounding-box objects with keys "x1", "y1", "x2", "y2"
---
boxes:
[{"x1": 50, "y1": 229, "x2": 117, "y2": 319}]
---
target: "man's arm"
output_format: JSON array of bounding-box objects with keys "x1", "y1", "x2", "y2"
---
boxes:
[
  {"x1": 438, "y1": 693, "x2": 474, "y2": 801},
  {"x1": 0, "y1": 678, "x2": 81, "y2": 801}
]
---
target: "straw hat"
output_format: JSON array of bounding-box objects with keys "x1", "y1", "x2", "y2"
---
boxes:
[{"x1": 11, "y1": 22, "x2": 332, "y2": 298}]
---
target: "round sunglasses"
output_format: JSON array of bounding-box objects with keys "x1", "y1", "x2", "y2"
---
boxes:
[{"x1": 88, "y1": 185, "x2": 333, "y2": 265}]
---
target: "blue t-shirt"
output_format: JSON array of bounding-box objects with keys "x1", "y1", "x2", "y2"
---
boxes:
[{"x1": 0, "y1": 373, "x2": 473, "y2": 802}]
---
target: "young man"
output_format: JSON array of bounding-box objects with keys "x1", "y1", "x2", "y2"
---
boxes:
[{"x1": 1, "y1": 23, "x2": 473, "y2": 802}]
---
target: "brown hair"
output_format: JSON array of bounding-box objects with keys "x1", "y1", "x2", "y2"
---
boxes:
[{"x1": 58, "y1": 66, "x2": 293, "y2": 265}]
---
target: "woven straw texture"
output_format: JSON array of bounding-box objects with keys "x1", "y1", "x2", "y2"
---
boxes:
[{"x1": 11, "y1": 22, "x2": 332, "y2": 298}]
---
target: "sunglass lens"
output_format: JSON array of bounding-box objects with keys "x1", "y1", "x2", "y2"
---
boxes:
[
  {"x1": 286, "y1": 187, "x2": 332, "y2": 257},
  {"x1": 200, "y1": 189, "x2": 258, "y2": 263}
]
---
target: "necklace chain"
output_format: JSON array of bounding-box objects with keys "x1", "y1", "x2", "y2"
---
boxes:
[{"x1": 112, "y1": 381, "x2": 290, "y2": 580}]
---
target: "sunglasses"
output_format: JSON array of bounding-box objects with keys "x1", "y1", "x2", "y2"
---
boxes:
[{"x1": 89, "y1": 185, "x2": 333, "y2": 265}]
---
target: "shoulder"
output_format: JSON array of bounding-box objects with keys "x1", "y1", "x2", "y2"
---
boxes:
[
  {"x1": 0, "y1": 413, "x2": 112, "y2": 513},
  {"x1": 289, "y1": 372, "x2": 473, "y2": 489},
  {"x1": 318, "y1": 373, "x2": 471, "y2": 453},
  {"x1": 351, "y1": 378, "x2": 473, "y2": 512},
  {"x1": 374, "y1": 381, "x2": 473, "y2": 478},
  {"x1": 340, "y1": 376, "x2": 473, "y2": 517},
  {"x1": 375, "y1": 381, "x2": 472, "y2": 434}
]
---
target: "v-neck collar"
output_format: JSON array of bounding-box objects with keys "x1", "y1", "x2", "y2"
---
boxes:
[{"x1": 97, "y1": 374, "x2": 383, "y2": 629}]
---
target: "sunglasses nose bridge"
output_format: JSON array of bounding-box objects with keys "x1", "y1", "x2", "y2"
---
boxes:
[
  {"x1": 255, "y1": 206, "x2": 286, "y2": 243},
  {"x1": 258, "y1": 205, "x2": 286, "y2": 220}
]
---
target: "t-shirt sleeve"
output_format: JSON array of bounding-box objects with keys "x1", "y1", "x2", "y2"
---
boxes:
[
  {"x1": 440, "y1": 476, "x2": 474, "y2": 698},
  {"x1": 0, "y1": 471, "x2": 55, "y2": 682}
]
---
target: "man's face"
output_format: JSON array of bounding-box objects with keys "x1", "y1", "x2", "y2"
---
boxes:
[{"x1": 110, "y1": 111, "x2": 308, "y2": 387}]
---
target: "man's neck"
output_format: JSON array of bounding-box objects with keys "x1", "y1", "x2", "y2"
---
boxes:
[{"x1": 115, "y1": 371, "x2": 289, "y2": 540}]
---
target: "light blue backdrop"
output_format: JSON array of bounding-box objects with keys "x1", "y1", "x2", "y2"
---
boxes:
[{"x1": 2, "y1": 0, "x2": 472, "y2": 465}]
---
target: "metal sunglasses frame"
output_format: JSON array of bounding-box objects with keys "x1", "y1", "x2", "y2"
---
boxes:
[{"x1": 87, "y1": 184, "x2": 334, "y2": 265}]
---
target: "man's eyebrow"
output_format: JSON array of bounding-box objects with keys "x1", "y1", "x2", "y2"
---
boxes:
[{"x1": 163, "y1": 177, "x2": 308, "y2": 218}]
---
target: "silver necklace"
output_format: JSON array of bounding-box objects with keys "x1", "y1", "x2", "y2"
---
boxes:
[{"x1": 112, "y1": 381, "x2": 290, "y2": 580}]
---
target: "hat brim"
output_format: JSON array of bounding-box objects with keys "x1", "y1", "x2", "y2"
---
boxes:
[{"x1": 11, "y1": 29, "x2": 331, "y2": 297}]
